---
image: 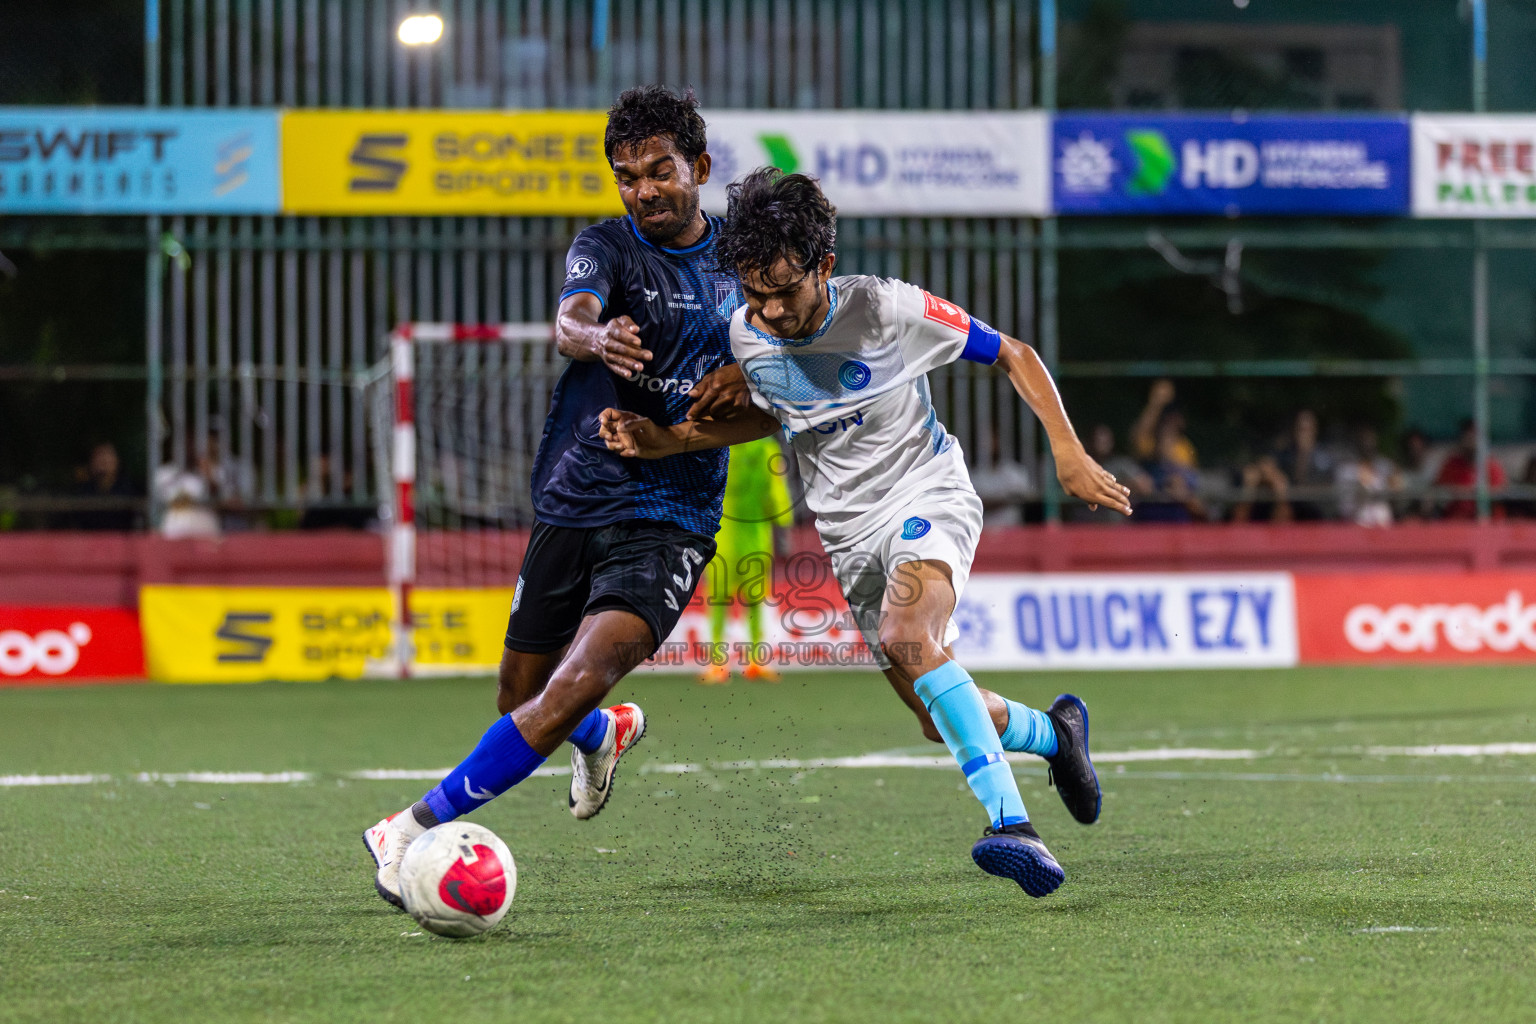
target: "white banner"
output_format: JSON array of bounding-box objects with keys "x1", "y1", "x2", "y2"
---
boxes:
[
  {"x1": 700, "y1": 110, "x2": 1050, "y2": 216},
  {"x1": 1411, "y1": 114, "x2": 1536, "y2": 218},
  {"x1": 949, "y1": 573, "x2": 1298, "y2": 670}
]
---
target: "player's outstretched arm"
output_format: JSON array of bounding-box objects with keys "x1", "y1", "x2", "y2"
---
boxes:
[
  {"x1": 599, "y1": 407, "x2": 780, "y2": 459},
  {"x1": 555, "y1": 292, "x2": 651, "y2": 380},
  {"x1": 995, "y1": 334, "x2": 1133, "y2": 516}
]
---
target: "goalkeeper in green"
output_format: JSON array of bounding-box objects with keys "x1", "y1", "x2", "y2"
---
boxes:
[{"x1": 700, "y1": 434, "x2": 794, "y2": 683}]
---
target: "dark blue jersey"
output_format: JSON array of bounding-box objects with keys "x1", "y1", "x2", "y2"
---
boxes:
[{"x1": 532, "y1": 214, "x2": 741, "y2": 535}]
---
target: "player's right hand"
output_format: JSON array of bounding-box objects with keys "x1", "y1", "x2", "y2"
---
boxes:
[
  {"x1": 1057, "y1": 446, "x2": 1133, "y2": 516},
  {"x1": 595, "y1": 316, "x2": 651, "y2": 379},
  {"x1": 599, "y1": 408, "x2": 672, "y2": 459}
]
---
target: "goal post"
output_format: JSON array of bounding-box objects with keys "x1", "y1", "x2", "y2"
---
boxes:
[{"x1": 370, "y1": 322, "x2": 558, "y2": 677}]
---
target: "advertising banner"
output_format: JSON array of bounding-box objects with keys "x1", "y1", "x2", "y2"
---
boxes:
[
  {"x1": 699, "y1": 110, "x2": 1051, "y2": 217},
  {"x1": 1053, "y1": 114, "x2": 1410, "y2": 216},
  {"x1": 139, "y1": 585, "x2": 519, "y2": 681},
  {"x1": 0, "y1": 108, "x2": 280, "y2": 213},
  {"x1": 947, "y1": 573, "x2": 1298, "y2": 670},
  {"x1": 1296, "y1": 573, "x2": 1536, "y2": 663},
  {"x1": 0, "y1": 606, "x2": 144, "y2": 683},
  {"x1": 281, "y1": 110, "x2": 620, "y2": 215},
  {"x1": 1412, "y1": 114, "x2": 1536, "y2": 217}
]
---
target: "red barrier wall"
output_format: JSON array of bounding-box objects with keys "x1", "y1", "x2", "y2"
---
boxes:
[{"x1": 4, "y1": 522, "x2": 1536, "y2": 608}]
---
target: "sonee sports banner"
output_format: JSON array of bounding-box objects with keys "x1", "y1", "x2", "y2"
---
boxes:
[
  {"x1": 1053, "y1": 113, "x2": 1410, "y2": 217},
  {"x1": 280, "y1": 110, "x2": 621, "y2": 216},
  {"x1": 140, "y1": 586, "x2": 515, "y2": 682}
]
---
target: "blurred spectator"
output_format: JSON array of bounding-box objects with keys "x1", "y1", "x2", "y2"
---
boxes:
[
  {"x1": 971, "y1": 427, "x2": 1035, "y2": 527},
  {"x1": 1070, "y1": 424, "x2": 1151, "y2": 524},
  {"x1": 201, "y1": 426, "x2": 256, "y2": 531},
  {"x1": 1398, "y1": 427, "x2": 1435, "y2": 519},
  {"x1": 153, "y1": 461, "x2": 220, "y2": 539},
  {"x1": 1129, "y1": 378, "x2": 1197, "y2": 469},
  {"x1": 1139, "y1": 415, "x2": 1207, "y2": 522},
  {"x1": 71, "y1": 441, "x2": 140, "y2": 530},
  {"x1": 1334, "y1": 426, "x2": 1401, "y2": 527},
  {"x1": 1513, "y1": 455, "x2": 1536, "y2": 519},
  {"x1": 1434, "y1": 419, "x2": 1506, "y2": 519},
  {"x1": 1233, "y1": 409, "x2": 1332, "y2": 522},
  {"x1": 298, "y1": 453, "x2": 374, "y2": 530}
]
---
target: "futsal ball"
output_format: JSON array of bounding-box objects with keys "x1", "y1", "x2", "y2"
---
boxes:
[{"x1": 398, "y1": 822, "x2": 516, "y2": 937}]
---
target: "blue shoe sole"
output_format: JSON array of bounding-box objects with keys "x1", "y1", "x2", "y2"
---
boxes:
[
  {"x1": 1054, "y1": 692, "x2": 1102, "y2": 824},
  {"x1": 971, "y1": 836, "x2": 1065, "y2": 897}
]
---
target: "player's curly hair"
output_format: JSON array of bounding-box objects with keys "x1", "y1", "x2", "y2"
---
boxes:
[
  {"x1": 603, "y1": 85, "x2": 708, "y2": 165},
  {"x1": 714, "y1": 167, "x2": 838, "y2": 282}
]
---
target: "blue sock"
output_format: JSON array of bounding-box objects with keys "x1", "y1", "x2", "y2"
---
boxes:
[
  {"x1": 422, "y1": 714, "x2": 546, "y2": 824},
  {"x1": 1000, "y1": 699, "x2": 1058, "y2": 757},
  {"x1": 567, "y1": 708, "x2": 610, "y2": 756},
  {"x1": 914, "y1": 661, "x2": 1028, "y2": 828}
]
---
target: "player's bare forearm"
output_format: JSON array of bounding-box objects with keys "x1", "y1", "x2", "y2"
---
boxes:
[
  {"x1": 995, "y1": 335, "x2": 1132, "y2": 515},
  {"x1": 599, "y1": 407, "x2": 779, "y2": 459},
  {"x1": 555, "y1": 292, "x2": 650, "y2": 378}
]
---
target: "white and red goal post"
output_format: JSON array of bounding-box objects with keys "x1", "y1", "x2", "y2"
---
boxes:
[{"x1": 374, "y1": 322, "x2": 557, "y2": 676}]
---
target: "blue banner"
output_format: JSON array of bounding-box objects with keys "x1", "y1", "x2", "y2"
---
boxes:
[
  {"x1": 1053, "y1": 114, "x2": 1410, "y2": 216},
  {"x1": 0, "y1": 109, "x2": 280, "y2": 213}
]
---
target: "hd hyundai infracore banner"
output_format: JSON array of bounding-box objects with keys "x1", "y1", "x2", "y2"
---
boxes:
[{"x1": 1053, "y1": 114, "x2": 1411, "y2": 216}]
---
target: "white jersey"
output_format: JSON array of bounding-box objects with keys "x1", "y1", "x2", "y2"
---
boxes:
[{"x1": 728, "y1": 274, "x2": 1002, "y2": 551}]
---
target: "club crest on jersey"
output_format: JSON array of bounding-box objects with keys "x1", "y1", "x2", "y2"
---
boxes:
[
  {"x1": 568, "y1": 255, "x2": 598, "y2": 279},
  {"x1": 922, "y1": 292, "x2": 971, "y2": 334},
  {"x1": 714, "y1": 281, "x2": 741, "y2": 319},
  {"x1": 901, "y1": 517, "x2": 932, "y2": 540},
  {"x1": 838, "y1": 360, "x2": 872, "y2": 391}
]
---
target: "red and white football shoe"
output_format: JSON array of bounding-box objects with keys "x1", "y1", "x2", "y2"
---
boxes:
[
  {"x1": 568, "y1": 702, "x2": 647, "y2": 820},
  {"x1": 362, "y1": 808, "x2": 425, "y2": 909}
]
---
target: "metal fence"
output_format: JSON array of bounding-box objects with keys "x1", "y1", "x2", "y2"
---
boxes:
[{"x1": 143, "y1": 0, "x2": 1041, "y2": 521}]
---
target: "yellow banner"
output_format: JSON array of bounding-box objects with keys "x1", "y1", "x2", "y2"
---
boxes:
[
  {"x1": 140, "y1": 586, "x2": 513, "y2": 682},
  {"x1": 281, "y1": 110, "x2": 623, "y2": 215}
]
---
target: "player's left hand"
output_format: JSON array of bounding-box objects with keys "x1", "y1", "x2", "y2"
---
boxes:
[
  {"x1": 687, "y1": 364, "x2": 752, "y2": 421},
  {"x1": 598, "y1": 408, "x2": 674, "y2": 459},
  {"x1": 1057, "y1": 445, "x2": 1133, "y2": 515}
]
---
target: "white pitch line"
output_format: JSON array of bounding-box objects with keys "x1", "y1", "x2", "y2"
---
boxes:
[
  {"x1": 8, "y1": 742, "x2": 1536, "y2": 789},
  {"x1": 135, "y1": 771, "x2": 314, "y2": 784},
  {"x1": 1366, "y1": 743, "x2": 1536, "y2": 757},
  {"x1": 0, "y1": 774, "x2": 113, "y2": 787}
]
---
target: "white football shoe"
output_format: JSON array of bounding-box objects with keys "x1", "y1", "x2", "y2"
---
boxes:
[
  {"x1": 568, "y1": 702, "x2": 647, "y2": 820},
  {"x1": 363, "y1": 808, "x2": 425, "y2": 909}
]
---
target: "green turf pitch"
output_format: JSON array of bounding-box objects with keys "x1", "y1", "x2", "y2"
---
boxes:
[{"x1": 2, "y1": 667, "x2": 1534, "y2": 1024}]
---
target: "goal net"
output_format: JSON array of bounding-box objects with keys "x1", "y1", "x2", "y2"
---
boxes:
[{"x1": 367, "y1": 322, "x2": 559, "y2": 676}]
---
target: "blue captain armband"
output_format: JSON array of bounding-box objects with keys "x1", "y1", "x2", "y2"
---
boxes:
[{"x1": 960, "y1": 316, "x2": 1002, "y2": 364}]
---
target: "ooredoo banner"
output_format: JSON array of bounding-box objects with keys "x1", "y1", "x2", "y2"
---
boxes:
[
  {"x1": 1411, "y1": 114, "x2": 1536, "y2": 217},
  {"x1": 699, "y1": 111, "x2": 1051, "y2": 217},
  {"x1": 1296, "y1": 573, "x2": 1536, "y2": 663},
  {"x1": 1054, "y1": 113, "x2": 1410, "y2": 216},
  {"x1": 0, "y1": 606, "x2": 144, "y2": 683},
  {"x1": 0, "y1": 108, "x2": 280, "y2": 213}
]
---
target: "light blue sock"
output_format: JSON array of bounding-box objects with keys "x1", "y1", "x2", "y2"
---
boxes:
[
  {"x1": 914, "y1": 660, "x2": 1028, "y2": 828},
  {"x1": 1000, "y1": 699, "x2": 1058, "y2": 757},
  {"x1": 567, "y1": 707, "x2": 610, "y2": 755},
  {"x1": 422, "y1": 714, "x2": 546, "y2": 823}
]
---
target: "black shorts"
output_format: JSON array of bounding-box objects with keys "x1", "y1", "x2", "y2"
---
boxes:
[{"x1": 504, "y1": 519, "x2": 716, "y2": 654}]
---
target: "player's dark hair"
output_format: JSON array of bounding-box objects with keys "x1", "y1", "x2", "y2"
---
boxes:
[
  {"x1": 603, "y1": 85, "x2": 707, "y2": 165},
  {"x1": 714, "y1": 167, "x2": 838, "y2": 282}
]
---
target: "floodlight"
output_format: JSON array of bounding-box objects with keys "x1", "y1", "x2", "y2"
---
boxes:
[{"x1": 398, "y1": 14, "x2": 444, "y2": 45}]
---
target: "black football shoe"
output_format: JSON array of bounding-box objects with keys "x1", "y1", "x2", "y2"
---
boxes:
[
  {"x1": 1045, "y1": 694, "x2": 1102, "y2": 824},
  {"x1": 970, "y1": 820, "x2": 1065, "y2": 897}
]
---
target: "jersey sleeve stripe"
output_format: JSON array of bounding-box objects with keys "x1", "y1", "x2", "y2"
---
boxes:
[{"x1": 559, "y1": 286, "x2": 608, "y2": 308}]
